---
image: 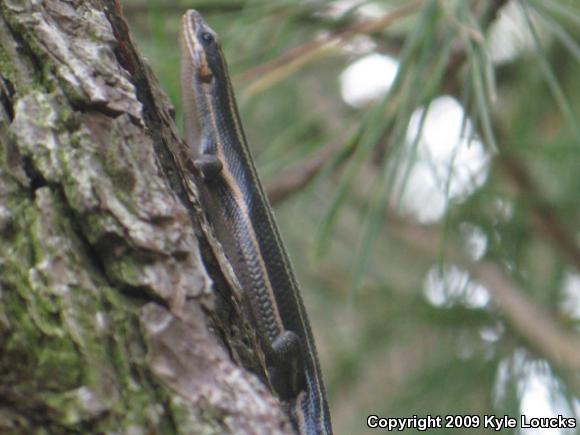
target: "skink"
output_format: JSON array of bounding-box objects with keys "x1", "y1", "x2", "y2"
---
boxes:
[{"x1": 179, "y1": 9, "x2": 332, "y2": 435}]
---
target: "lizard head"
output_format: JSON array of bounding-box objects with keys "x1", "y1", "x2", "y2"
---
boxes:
[{"x1": 180, "y1": 9, "x2": 221, "y2": 83}]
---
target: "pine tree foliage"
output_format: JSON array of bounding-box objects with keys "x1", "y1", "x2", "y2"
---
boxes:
[
  {"x1": 125, "y1": 0, "x2": 580, "y2": 433},
  {"x1": 129, "y1": 1, "x2": 580, "y2": 432}
]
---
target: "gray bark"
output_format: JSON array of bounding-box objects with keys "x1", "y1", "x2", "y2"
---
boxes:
[{"x1": 0, "y1": 1, "x2": 291, "y2": 433}]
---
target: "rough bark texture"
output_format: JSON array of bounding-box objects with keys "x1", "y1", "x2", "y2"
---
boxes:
[{"x1": 0, "y1": 0, "x2": 291, "y2": 433}]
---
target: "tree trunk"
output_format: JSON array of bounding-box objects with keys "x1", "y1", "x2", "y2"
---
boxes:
[{"x1": 0, "y1": 1, "x2": 291, "y2": 433}]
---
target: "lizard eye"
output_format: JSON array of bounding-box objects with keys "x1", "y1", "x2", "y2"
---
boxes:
[{"x1": 201, "y1": 32, "x2": 214, "y2": 44}]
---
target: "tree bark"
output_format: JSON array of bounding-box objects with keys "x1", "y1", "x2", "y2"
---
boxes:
[{"x1": 0, "y1": 1, "x2": 291, "y2": 433}]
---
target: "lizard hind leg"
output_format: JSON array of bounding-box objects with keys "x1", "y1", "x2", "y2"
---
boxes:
[
  {"x1": 194, "y1": 154, "x2": 223, "y2": 181},
  {"x1": 269, "y1": 330, "x2": 306, "y2": 400}
]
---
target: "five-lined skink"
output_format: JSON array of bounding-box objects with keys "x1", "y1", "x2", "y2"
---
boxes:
[{"x1": 179, "y1": 9, "x2": 332, "y2": 435}]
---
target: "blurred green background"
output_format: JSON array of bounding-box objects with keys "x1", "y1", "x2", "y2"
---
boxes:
[{"x1": 124, "y1": 1, "x2": 579, "y2": 433}]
